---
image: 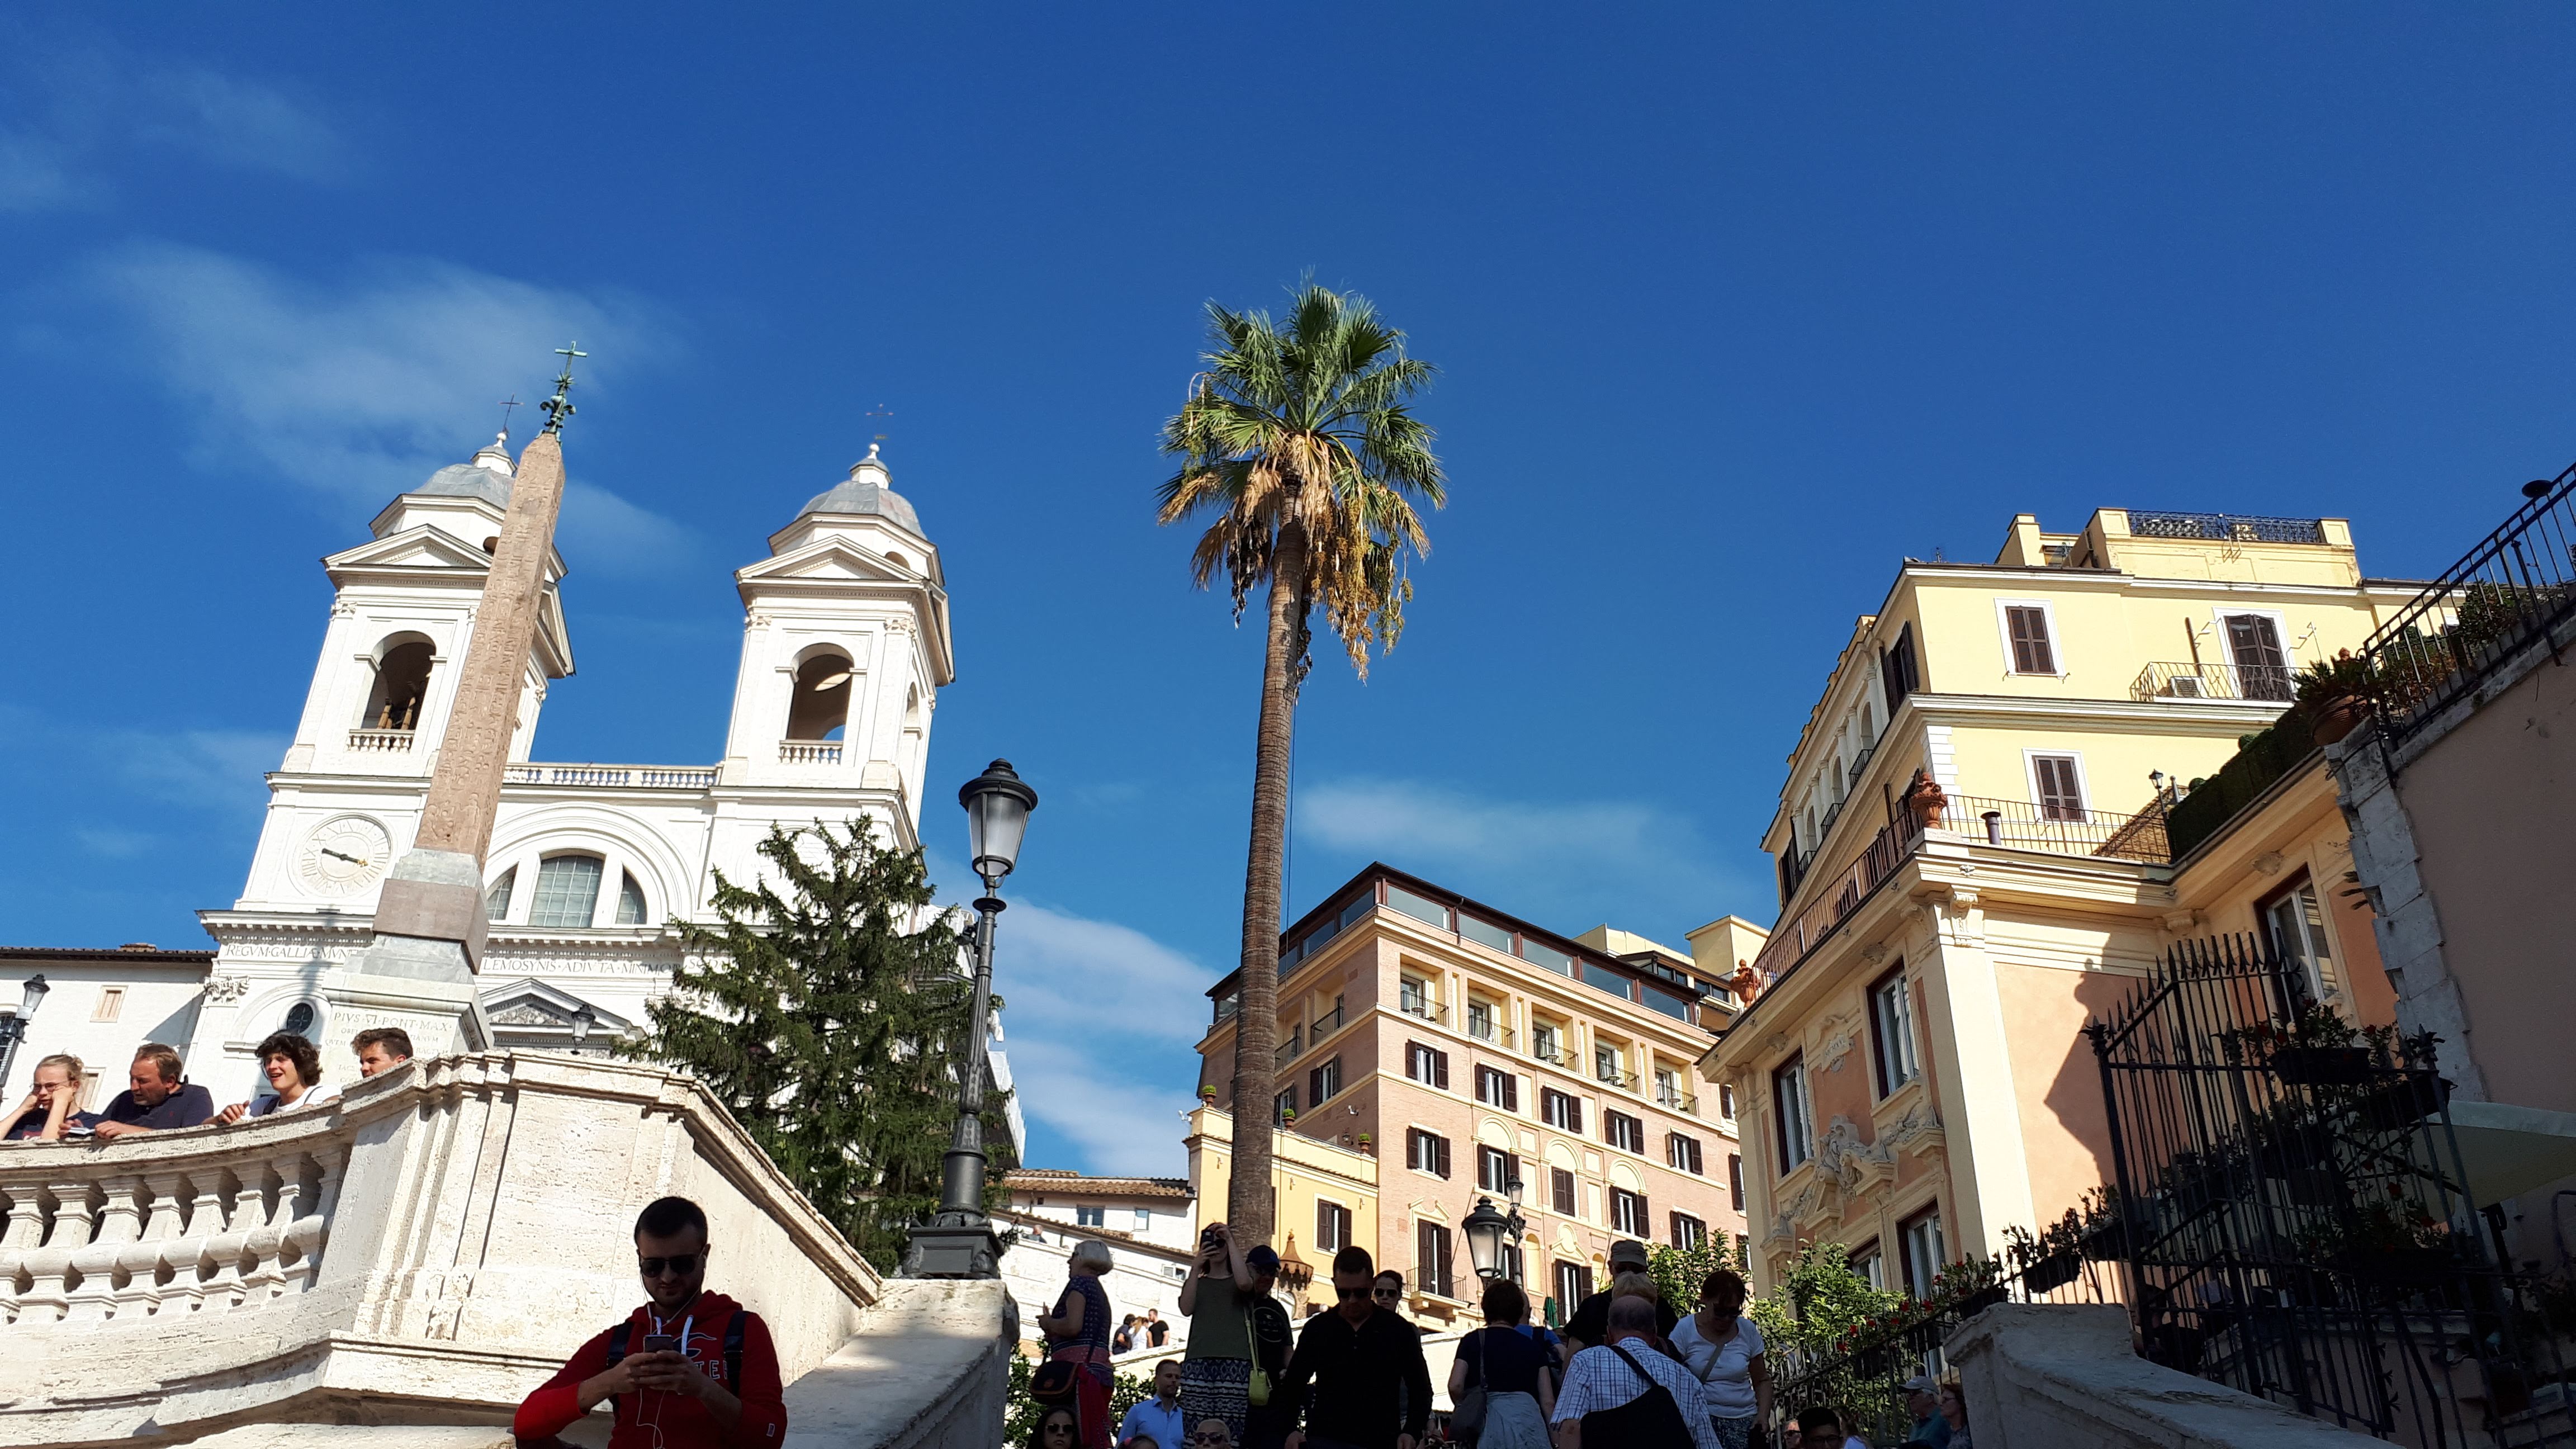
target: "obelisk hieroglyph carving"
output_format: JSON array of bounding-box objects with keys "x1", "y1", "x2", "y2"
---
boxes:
[{"x1": 349, "y1": 347, "x2": 584, "y2": 1051}]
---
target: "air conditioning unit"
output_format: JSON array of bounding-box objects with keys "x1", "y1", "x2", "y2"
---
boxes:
[{"x1": 2165, "y1": 675, "x2": 2205, "y2": 699}]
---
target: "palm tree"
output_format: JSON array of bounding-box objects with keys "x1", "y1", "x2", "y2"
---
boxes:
[{"x1": 1158, "y1": 282, "x2": 1443, "y2": 1243}]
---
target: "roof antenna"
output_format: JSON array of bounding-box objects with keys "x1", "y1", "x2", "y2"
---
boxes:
[{"x1": 540, "y1": 343, "x2": 586, "y2": 436}]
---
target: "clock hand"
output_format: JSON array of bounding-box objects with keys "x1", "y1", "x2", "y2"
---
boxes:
[{"x1": 320, "y1": 847, "x2": 371, "y2": 866}]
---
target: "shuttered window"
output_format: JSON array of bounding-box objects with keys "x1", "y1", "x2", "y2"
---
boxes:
[
  {"x1": 1551, "y1": 1167, "x2": 1578, "y2": 1215},
  {"x1": 2033, "y1": 755, "x2": 2085, "y2": 821},
  {"x1": 1611, "y1": 1188, "x2": 1649, "y2": 1236},
  {"x1": 1408, "y1": 1128, "x2": 1452, "y2": 1178},
  {"x1": 1879, "y1": 623, "x2": 1921, "y2": 713},
  {"x1": 1541, "y1": 1088, "x2": 1583, "y2": 1133},
  {"x1": 1476, "y1": 1066, "x2": 1519, "y2": 1111},
  {"x1": 2005, "y1": 605, "x2": 2056, "y2": 674},
  {"x1": 1407, "y1": 1041, "x2": 1450, "y2": 1089}
]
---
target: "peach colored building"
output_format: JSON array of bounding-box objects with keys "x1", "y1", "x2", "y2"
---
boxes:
[
  {"x1": 1194, "y1": 864, "x2": 1747, "y2": 1328},
  {"x1": 1700, "y1": 507, "x2": 2417, "y2": 1296}
]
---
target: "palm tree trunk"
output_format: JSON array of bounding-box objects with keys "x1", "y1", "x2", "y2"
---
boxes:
[{"x1": 1225, "y1": 523, "x2": 1306, "y2": 1246}]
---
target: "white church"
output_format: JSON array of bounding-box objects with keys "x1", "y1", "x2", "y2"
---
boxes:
[{"x1": 17, "y1": 433, "x2": 1021, "y2": 1149}]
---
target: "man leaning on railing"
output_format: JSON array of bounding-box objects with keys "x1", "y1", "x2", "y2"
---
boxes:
[{"x1": 89, "y1": 1043, "x2": 215, "y2": 1140}]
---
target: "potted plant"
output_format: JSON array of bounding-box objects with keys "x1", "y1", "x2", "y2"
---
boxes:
[
  {"x1": 2295, "y1": 650, "x2": 2374, "y2": 744},
  {"x1": 1199, "y1": 1086, "x2": 1218, "y2": 1105},
  {"x1": 2240, "y1": 1000, "x2": 2375, "y2": 1086},
  {"x1": 1356, "y1": 1131, "x2": 1373, "y2": 1152}
]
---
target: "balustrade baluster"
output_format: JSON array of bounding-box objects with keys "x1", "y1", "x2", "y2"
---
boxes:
[
  {"x1": 0, "y1": 1178, "x2": 49, "y2": 1322},
  {"x1": 236, "y1": 1159, "x2": 290, "y2": 1305},
  {"x1": 65, "y1": 1175, "x2": 145, "y2": 1322},
  {"x1": 172, "y1": 1171, "x2": 227, "y2": 1314},
  {"x1": 20, "y1": 1181, "x2": 97, "y2": 1322},
  {"x1": 130, "y1": 1170, "x2": 190, "y2": 1318},
  {"x1": 199, "y1": 1168, "x2": 257, "y2": 1312},
  {"x1": 282, "y1": 1151, "x2": 340, "y2": 1292}
]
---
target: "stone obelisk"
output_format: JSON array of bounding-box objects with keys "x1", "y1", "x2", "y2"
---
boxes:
[{"x1": 343, "y1": 347, "x2": 585, "y2": 1055}]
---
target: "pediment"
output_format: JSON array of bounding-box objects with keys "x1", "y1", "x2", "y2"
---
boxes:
[
  {"x1": 738, "y1": 538, "x2": 913, "y2": 587},
  {"x1": 326, "y1": 526, "x2": 496, "y2": 576},
  {"x1": 478, "y1": 979, "x2": 632, "y2": 1034}
]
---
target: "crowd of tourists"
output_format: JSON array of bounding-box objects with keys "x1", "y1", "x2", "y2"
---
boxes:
[
  {"x1": 1033, "y1": 1228, "x2": 1974, "y2": 1449},
  {"x1": 2, "y1": 1027, "x2": 417, "y2": 1144}
]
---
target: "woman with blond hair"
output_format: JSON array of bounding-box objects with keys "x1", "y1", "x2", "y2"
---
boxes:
[
  {"x1": 3, "y1": 1054, "x2": 97, "y2": 1140},
  {"x1": 1036, "y1": 1238, "x2": 1118, "y2": 1449},
  {"x1": 1669, "y1": 1269, "x2": 1770, "y2": 1449}
]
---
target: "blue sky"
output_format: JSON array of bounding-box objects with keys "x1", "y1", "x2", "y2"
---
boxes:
[{"x1": 6, "y1": 8, "x2": 2575, "y2": 1175}]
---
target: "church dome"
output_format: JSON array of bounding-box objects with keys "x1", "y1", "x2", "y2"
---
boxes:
[
  {"x1": 795, "y1": 444, "x2": 922, "y2": 536},
  {"x1": 409, "y1": 432, "x2": 517, "y2": 509}
]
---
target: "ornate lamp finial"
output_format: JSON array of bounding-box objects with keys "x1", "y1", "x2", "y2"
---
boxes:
[{"x1": 539, "y1": 343, "x2": 587, "y2": 435}]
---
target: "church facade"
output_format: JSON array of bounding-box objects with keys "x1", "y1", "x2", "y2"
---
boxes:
[{"x1": 132, "y1": 434, "x2": 1017, "y2": 1143}]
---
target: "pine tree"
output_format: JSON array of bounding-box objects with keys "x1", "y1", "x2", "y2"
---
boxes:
[{"x1": 626, "y1": 820, "x2": 1015, "y2": 1272}]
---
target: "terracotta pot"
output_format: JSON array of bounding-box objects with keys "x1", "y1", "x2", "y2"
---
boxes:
[{"x1": 2311, "y1": 693, "x2": 2367, "y2": 745}]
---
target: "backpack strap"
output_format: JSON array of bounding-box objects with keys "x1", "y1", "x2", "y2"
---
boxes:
[
  {"x1": 724, "y1": 1309, "x2": 749, "y2": 1389},
  {"x1": 602, "y1": 1320, "x2": 636, "y2": 1368},
  {"x1": 1606, "y1": 1341, "x2": 1657, "y2": 1387}
]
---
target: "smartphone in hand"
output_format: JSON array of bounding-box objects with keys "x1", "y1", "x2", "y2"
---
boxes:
[{"x1": 643, "y1": 1334, "x2": 680, "y2": 1354}]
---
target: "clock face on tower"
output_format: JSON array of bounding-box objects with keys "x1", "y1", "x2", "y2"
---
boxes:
[{"x1": 296, "y1": 816, "x2": 393, "y2": 899}]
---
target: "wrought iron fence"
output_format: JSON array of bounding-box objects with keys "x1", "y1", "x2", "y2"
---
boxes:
[
  {"x1": 2131, "y1": 659, "x2": 2299, "y2": 704},
  {"x1": 2128, "y1": 510, "x2": 2329, "y2": 544},
  {"x1": 2362, "y1": 466, "x2": 2576, "y2": 750},
  {"x1": 1943, "y1": 792, "x2": 2171, "y2": 862},
  {"x1": 2087, "y1": 934, "x2": 2574, "y2": 1445}
]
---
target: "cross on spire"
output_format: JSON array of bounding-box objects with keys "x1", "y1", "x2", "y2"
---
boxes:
[
  {"x1": 539, "y1": 343, "x2": 586, "y2": 435},
  {"x1": 866, "y1": 401, "x2": 892, "y2": 443},
  {"x1": 497, "y1": 395, "x2": 521, "y2": 438}
]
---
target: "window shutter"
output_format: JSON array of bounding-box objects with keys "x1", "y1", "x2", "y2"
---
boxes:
[
  {"x1": 1438, "y1": 1136, "x2": 1452, "y2": 1178},
  {"x1": 2007, "y1": 606, "x2": 2054, "y2": 674},
  {"x1": 1433, "y1": 1049, "x2": 1450, "y2": 1090},
  {"x1": 2034, "y1": 756, "x2": 2083, "y2": 820},
  {"x1": 1309, "y1": 1066, "x2": 1324, "y2": 1104},
  {"x1": 1505, "y1": 1073, "x2": 1520, "y2": 1112}
]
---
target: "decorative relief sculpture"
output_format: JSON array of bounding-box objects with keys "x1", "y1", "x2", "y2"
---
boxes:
[
  {"x1": 203, "y1": 976, "x2": 252, "y2": 1005},
  {"x1": 1813, "y1": 1010, "x2": 1860, "y2": 1072}
]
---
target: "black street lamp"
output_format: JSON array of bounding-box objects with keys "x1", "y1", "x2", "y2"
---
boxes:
[
  {"x1": 0, "y1": 974, "x2": 50, "y2": 1091},
  {"x1": 906, "y1": 759, "x2": 1038, "y2": 1279},
  {"x1": 1464, "y1": 1180, "x2": 1528, "y2": 1283}
]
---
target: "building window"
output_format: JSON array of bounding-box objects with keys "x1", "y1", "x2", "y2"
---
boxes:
[
  {"x1": 1594, "y1": 1043, "x2": 1626, "y2": 1086},
  {"x1": 92, "y1": 986, "x2": 125, "y2": 1024},
  {"x1": 1274, "y1": 1087, "x2": 1297, "y2": 1126},
  {"x1": 1734, "y1": 1234, "x2": 1750, "y2": 1271},
  {"x1": 485, "y1": 866, "x2": 516, "y2": 922},
  {"x1": 2002, "y1": 603, "x2": 2057, "y2": 674},
  {"x1": 1868, "y1": 967, "x2": 1920, "y2": 1098},
  {"x1": 1408, "y1": 1128, "x2": 1452, "y2": 1178},
  {"x1": 2030, "y1": 754, "x2": 2086, "y2": 821},
  {"x1": 1654, "y1": 1067, "x2": 1686, "y2": 1110},
  {"x1": 1719, "y1": 1084, "x2": 1736, "y2": 1120},
  {"x1": 1418, "y1": 1221, "x2": 1454, "y2": 1300},
  {"x1": 1466, "y1": 1000, "x2": 1495, "y2": 1041},
  {"x1": 1317, "y1": 1199, "x2": 1352, "y2": 1253},
  {"x1": 529, "y1": 854, "x2": 605, "y2": 927},
  {"x1": 1611, "y1": 1187, "x2": 1649, "y2": 1237},
  {"x1": 1531, "y1": 1022, "x2": 1562, "y2": 1066},
  {"x1": 1134, "y1": 1209, "x2": 1152, "y2": 1231},
  {"x1": 785, "y1": 651, "x2": 854, "y2": 740},
  {"x1": 1399, "y1": 977, "x2": 1435, "y2": 1019},
  {"x1": 1728, "y1": 1153, "x2": 1745, "y2": 1211},
  {"x1": 1879, "y1": 622, "x2": 1921, "y2": 714},
  {"x1": 1606, "y1": 1111, "x2": 1645, "y2": 1154},
  {"x1": 1850, "y1": 1242, "x2": 1885, "y2": 1290},
  {"x1": 1774, "y1": 1056, "x2": 1812, "y2": 1173},
  {"x1": 615, "y1": 872, "x2": 649, "y2": 926},
  {"x1": 1554, "y1": 1260, "x2": 1593, "y2": 1316},
  {"x1": 1665, "y1": 1133, "x2": 1703, "y2": 1175},
  {"x1": 1309, "y1": 1057, "x2": 1342, "y2": 1105},
  {"x1": 2223, "y1": 613, "x2": 2295, "y2": 702},
  {"x1": 1550, "y1": 1167, "x2": 1578, "y2": 1216},
  {"x1": 1476, "y1": 1066, "x2": 1520, "y2": 1111},
  {"x1": 1407, "y1": 1041, "x2": 1450, "y2": 1089},
  {"x1": 1479, "y1": 1145, "x2": 1521, "y2": 1194},
  {"x1": 1900, "y1": 1208, "x2": 1946, "y2": 1300},
  {"x1": 2262, "y1": 875, "x2": 2340, "y2": 1005},
  {"x1": 361, "y1": 637, "x2": 436, "y2": 732},
  {"x1": 1670, "y1": 1212, "x2": 1707, "y2": 1252},
  {"x1": 1075, "y1": 1205, "x2": 1104, "y2": 1227},
  {"x1": 1500, "y1": 1243, "x2": 1526, "y2": 1285},
  {"x1": 1541, "y1": 1088, "x2": 1584, "y2": 1134}
]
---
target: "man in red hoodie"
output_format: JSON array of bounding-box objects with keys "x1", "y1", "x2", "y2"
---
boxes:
[{"x1": 514, "y1": 1196, "x2": 788, "y2": 1448}]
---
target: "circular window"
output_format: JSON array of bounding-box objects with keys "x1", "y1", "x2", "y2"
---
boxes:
[{"x1": 281, "y1": 1001, "x2": 317, "y2": 1037}]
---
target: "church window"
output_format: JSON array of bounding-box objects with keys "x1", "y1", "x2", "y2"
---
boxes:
[
  {"x1": 361, "y1": 638, "x2": 436, "y2": 732},
  {"x1": 786, "y1": 652, "x2": 854, "y2": 741},
  {"x1": 485, "y1": 867, "x2": 517, "y2": 922},
  {"x1": 530, "y1": 854, "x2": 604, "y2": 927},
  {"x1": 616, "y1": 872, "x2": 648, "y2": 926}
]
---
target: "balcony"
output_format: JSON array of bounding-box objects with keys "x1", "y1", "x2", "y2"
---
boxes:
[
  {"x1": 506, "y1": 762, "x2": 721, "y2": 789},
  {"x1": 1466, "y1": 1020, "x2": 1516, "y2": 1049},
  {"x1": 1397, "y1": 993, "x2": 1446, "y2": 1024},
  {"x1": 347, "y1": 728, "x2": 414, "y2": 752},
  {"x1": 1657, "y1": 1087, "x2": 1698, "y2": 1115},
  {"x1": 1531, "y1": 1041, "x2": 1565, "y2": 1067},
  {"x1": 0, "y1": 1052, "x2": 882, "y2": 1443},
  {"x1": 780, "y1": 740, "x2": 843, "y2": 765},
  {"x1": 1945, "y1": 792, "x2": 2170, "y2": 863},
  {"x1": 2364, "y1": 467, "x2": 2576, "y2": 749},
  {"x1": 2130, "y1": 660, "x2": 2295, "y2": 704},
  {"x1": 1595, "y1": 1066, "x2": 1641, "y2": 1092},
  {"x1": 2125, "y1": 509, "x2": 2327, "y2": 544},
  {"x1": 1275, "y1": 1029, "x2": 1304, "y2": 1068},
  {"x1": 1311, "y1": 1002, "x2": 1345, "y2": 1036}
]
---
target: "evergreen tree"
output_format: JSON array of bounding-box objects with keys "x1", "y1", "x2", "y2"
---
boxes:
[{"x1": 626, "y1": 820, "x2": 1015, "y2": 1272}]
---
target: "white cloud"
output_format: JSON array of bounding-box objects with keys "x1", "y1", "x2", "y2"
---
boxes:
[
  {"x1": 74, "y1": 242, "x2": 690, "y2": 575},
  {"x1": 1003, "y1": 1035, "x2": 1197, "y2": 1177},
  {"x1": 0, "y1": 39, "x2": 345, "y2": 212},
  {"x1": 996, "y1": 899, "x2": 1220, "y2": 1049},
  {"x1": 112, "y1": 728, "x2": 285, "y2": 810},
  {"x1": 74, "y1": 827, "x2": 157, "y2": 858}
]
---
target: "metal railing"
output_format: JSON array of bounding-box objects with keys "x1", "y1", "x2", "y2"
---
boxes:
[
  {"x1": 1595, "y1": 1067, "x2": 1641, "y2": 1091},
  {"x1": 1465, "y1": 1020, "x2": 1515, "y2": 1048},
  {"x1": 1656, "y1": 1087, "x2": 1697, "y2": 1114},
  {"x1": 1749, "y1": 809, "x2": 1928, "y2": 983},
  {"x1": 1274, "y1": 1030, "x2": 1303, "y2": 1068},
  {"x1": 1945, "y1": 792, "x2": 2172, "y2": 863},
  {"x1": 2130, "y1": 660, "x2": 2298, "y2": 704},
  {"x1": 1311, "y1": 1004, "x2": 1344, "y2": 1036},
  {"x1": 2362, "y1": 466, "x2": 2576, "y2": 750},
  {"x1": 1846, "y1": 742, "x2": 1877, "y2": 788},
  {"x1": 2127, "y1": 510, "x2": 2328, "y2": 544},
  {"x1": 1398, "y1": 996, "x2": 1446, "y2": 1023},
  {"x1": 507, "y1": 763, "x2": 721, "y2": 789},
  {"x1": 778, "y1": 741, "x2": 842, "y2": 766},
  {"x1": 1531, "y1": 1043, "x2": 1565, "y2": 1067},
  {"x1": 347, "y1": 728, "x2": 415, "y2": 752}
]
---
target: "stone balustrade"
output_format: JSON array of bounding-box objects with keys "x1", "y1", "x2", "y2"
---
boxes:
[
  {"x1": 778, "y1": 741, "x2": 843, "y2": 765},
  {"x1": 0, "y1": 1052, "x2": 883, "y2": 1446}
]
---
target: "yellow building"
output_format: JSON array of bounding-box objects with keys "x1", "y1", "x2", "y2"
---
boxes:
[
  {"x1": 1701, "y1": 507, "x2": 2416, "y2": 1296},
  {"x1": 1183, "y1": 1104, "x2": 1380, "y2": 1317}
]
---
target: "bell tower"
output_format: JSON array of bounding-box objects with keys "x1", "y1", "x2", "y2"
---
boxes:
[{"x1": 719, "y1": 445, "x2": 952, "y2": 841}]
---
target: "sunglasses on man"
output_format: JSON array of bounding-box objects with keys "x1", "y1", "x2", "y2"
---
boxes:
[
  {"x1": 1371, "y1": 1286, "x2": 1403, "y2": 1301},
  {"x1": 638, "y1": 1254, "x2": 701, "y2": 1278}
]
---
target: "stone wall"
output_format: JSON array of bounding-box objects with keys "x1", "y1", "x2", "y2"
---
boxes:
[
  {"x1": 0, "y1": 1051, "x2": 880, "y2": 1446},
  {"x1": 1944, "y1": 1303, "x2": 2385, "y2": 1448}
]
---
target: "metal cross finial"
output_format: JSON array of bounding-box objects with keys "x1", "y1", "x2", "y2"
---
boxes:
[
  {"x1": 540, "y1": 343, "x2": 586, "y2": 435},
  {"x1": 866, "y1": 402, "x2": 892, "y2": 443},
  {"x1": 497, "y1": 395, "x2": 521, "y2": 437}
]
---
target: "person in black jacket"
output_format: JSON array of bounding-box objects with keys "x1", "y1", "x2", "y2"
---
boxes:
[
  {"x1": 1278, "y1": 1246, "x2": 1432, "y2": 1449},
  {"x1": 1242, "y1": 1246, "x2": 1298, "y2": 1449}
]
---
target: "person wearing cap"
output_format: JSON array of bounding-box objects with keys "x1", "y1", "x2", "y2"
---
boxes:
[
  {"x1": 1901, "y1": 1375, "x2": 1950, "y2": 1445},
  {"x1": 1560, "y1": 1241, "x2": 1678, "y2": 1356},
  {"x1": 1241, "y1": 1246, "x2": 1295, "y2": 1449}
]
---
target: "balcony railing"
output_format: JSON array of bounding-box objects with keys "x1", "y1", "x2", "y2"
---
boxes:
[
  {"x1": 1275, "y1": 1030, "x2": 1304, "y2": 1068},
  {"x1": 1531, "y1": 1042, "x2": 1565, "y2": 1067},
  {"x1": 2129, "y1": 660, "x2": 2296, "y2": 704},
  {"x1": 1945, "y1": 793, "x2": 2171, "y2": 863},
  {"x1": 1466, "y1": 1021, "x2": 1516, "y2": 1048},
  {"x1": 779, "y1": 741, "x2": 842, "y2": 765},
  {"x1": 1656, "y1": 1088, "x2": 1698, "y2": 1114},
  {"x1": 1311, "y1": 1003, "x2": 1344, "y2": 1036},
  {"x1": 2125, "y1": 509, "x2": 2327, "y2": 544},
  {"x1": 1751, "y1": 809, "x2": 1928, "y2": 982},
  {"x1": 1846, "y1": 742, "x2": 1876, "y2": 788},
  {"x1": 1398, "y1": 996, "x2": 1446, "y2": 1023},
  {"x1": 506, "y1": 763, "x2": 721, "y2": 789},
  {"x1": 2364, "y1": 466, "x2": 2576, "y2": 749},
  {"x1": 1595, "y1": 1067, "x2": 1641, "y2": 1091},
  {"x1": 347, "y1": 728, "x2": 415, "y2": 752}
]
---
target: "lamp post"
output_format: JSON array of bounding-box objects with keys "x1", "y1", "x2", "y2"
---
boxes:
[
  {"x1": 570, "y1": 1005, "x2": 596, "y2": 1053},
  {"x1": 906, "y1": 759, "x2": 1038, "y2": 1279},
  {"x1": 0, "y1": 974, "x2": 49, "y2": 1092},
  {"x1": 1463, "y1": 1181, "x2": 1528, "y2": 1283}
]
